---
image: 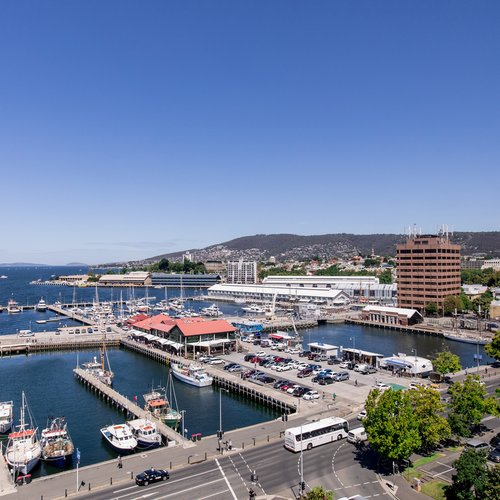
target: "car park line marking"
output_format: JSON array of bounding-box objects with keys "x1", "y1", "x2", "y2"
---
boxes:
[{"x1": 216, "y1": 458, "x2": 238, "y2": 500}]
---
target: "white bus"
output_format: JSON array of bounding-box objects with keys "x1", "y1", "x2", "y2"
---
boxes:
[{"x1": 284, "y1": 417, "x2": 349, "y2": 452}]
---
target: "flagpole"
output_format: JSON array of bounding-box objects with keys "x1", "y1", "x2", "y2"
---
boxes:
[{"x1": 76, "y1": 448, "x2": 80, "y2": 492}]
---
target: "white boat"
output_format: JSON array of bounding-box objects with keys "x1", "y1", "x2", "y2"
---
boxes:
[
  {"x1": 5, "y1": 392, "x2": 42, "y2": 475},
  {"x1": 36, "y1": 298, "x2": 48, "y2": 312},
  {"x1": 171, "y1": 363, "x2": 213, "y2": 387},
  {"x1": 242, "y1": 304, "x2": 266, "y2": 314},
  {"x1": 201, "y1": 304, "x2": 223, "y2": 317},
  {"x1": 41, "y1": 417, "x2": 74, "y2": 467},
  {"x1": 0, "y1": 401, "x2": 13, "y2": 434},
  {"x1": 127, "y1": 418, "x2": 161, "y2": 448},
  {"x1": 82, "y1": 356, "x2": 114, "y2": 386},
  {"x1": 7, "y1": 298, "x2": 21, "y2": 314},
  {"x1": 100, "y1": 424, "x2": 137, "y2": 453},
  {"x1": 0, "y1": 275, "x2": 7, "y2": 279}
]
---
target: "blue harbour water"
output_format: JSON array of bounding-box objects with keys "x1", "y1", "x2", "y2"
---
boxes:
[{"x1": 0, "y1": 266, "x2": 493, "y2": 477}]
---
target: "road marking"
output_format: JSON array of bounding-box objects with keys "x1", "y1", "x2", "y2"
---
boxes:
[
  {"x1": 331, "y1": 442, "x2": 346, "y2": 487},
  {"x1": 198, "y1": 490, "x2": 231, "y2": 500},
  {"x1": 114, "y1": 485, "x2": 139, "y2": 493},
  {"x1": 152, "y1": 478, "x2": 225, "y2": 500},
  {"x1": 238, "y1": 452, "x2": 267, "y2": 495},
  {"x1": 216, "y1": 458, "x2": 238, "y2": 500}
]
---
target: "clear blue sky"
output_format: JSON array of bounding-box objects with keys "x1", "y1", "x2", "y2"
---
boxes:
[{"x1": 1, "y1": 1, "x2": 499, "y2": 264}]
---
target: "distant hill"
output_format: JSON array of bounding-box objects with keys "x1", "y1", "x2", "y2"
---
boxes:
[
  {"x1": 122, "y1": 231, "x2": 500, "y2": 265},
  {"x1": 65, "y1": 262, "x2": 88, "y2": 267},
  {"x1": 0, "y1": 262, "x2": 51, "y2": 267}
]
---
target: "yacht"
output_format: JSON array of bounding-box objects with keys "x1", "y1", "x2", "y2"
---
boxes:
[
  {"x1": 242, "y1": 304, "x2": 266, "y2": 314},
  {"x1": 171, "y1": 363, "x2": 213, "y2": 387},
  {"x1": 36, "y1": 298, "x2": 48, "y2": 312},
  {"x1": 100, "y1": 424, "x2": 137, "y2": 453},
  {"x1": 5, "y1": 392, "x2": 42, "y2": 475},
  {"x1": 0, "y1": 275, "x2": 7, "y2": 279},
  {"x1": 126, "y1": 418, "x2": 161, "y2": 449},
  {"x1": 0, "y1": 401, "x2": 13, "y2": 434},
  {"x1": 200, "y1": 304, "x2": 223, "y2": 317},
  {"x1": 40, "y1": 417, "x2": 74, "y2": 468},
  {"x1": 7, "y1": 299, "x2": 21, "y2": 314}
]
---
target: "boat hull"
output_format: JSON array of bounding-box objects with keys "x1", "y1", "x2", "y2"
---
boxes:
[
  {"x1": 100, "y1": 428, "x2": 137, "y2": 454},
  {"x1": 42, "y1": 453, "x2": 73, "y2": 468},
  {"x1": 6, "y1": 455, "x2": 40, "y2": 475},
  {"x1": 171, "y1": 367, "x2": 213, "y2": 387}
]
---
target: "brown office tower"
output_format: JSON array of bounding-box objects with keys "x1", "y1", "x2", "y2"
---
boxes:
[{"x1": 396, "y1": 232, "x2": 461, "y2": 313}]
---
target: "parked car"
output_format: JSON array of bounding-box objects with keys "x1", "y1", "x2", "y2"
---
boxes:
[
  {"x1": 255, "y1": 351, "x2": 266, "y2": 357},
  {"x1": 273, "y1": 379, "x2": 288, "y2": 389},
  {"x1": 207, "y1": 358, "x2": 224, "y2": 365},
  {"x1": 299, "y1": 350, "x2": 311, "y2": 358},
  {"x1": 464, "y1": 439, "x2": 490, "y2": 453},
  {"x1": 357, "y1": 410, "x2": 367, "y2": 421},
  {"x1": 244, "y1": 353, "x2": 256, "y2": 362},
  {"x1": 303, "y1": 390, "x2": 320, "y2": 400},
  {"x1": 228, "y1": 364, "x2": 242, "y2": 372},
  {"x1": 360, "y1": 365, "x2": 377, "y2": 374},
  {"x1": 318, "y1": 376, "x2": 335, "y2": 385},
  {"x1": 488, "y1": 445, "x2": 500, "y2": 463},
  {"x1": 287, "y1": 384, "x2": 301, "y2": 394},
  {"x1": 135, "y1": 468, "x2": 169, "y2": 486},
  {"x1": 259, "y1": 375, "x2": 276, "y2": 384},
  {"x1": 292, "y1": 386, "x2": 309, "y2": 397},
  {"x1": 374, "y1": 382, "x2": 390, "y2": 391},
  {"x1": 288, "y1": 347, "x2": 301, "y2": 354},
  {"x1": 408, "y1": 382, "x2": 425, "y2": 390},
  {"x1": 333, "y1": 371, "x2": 350, "y2": 382},
  {"x1": 224, "y1": 362, "x2": 238, "y2": 370},
  {"x1": 339, "y1": 361, "x2": 349, "y2": 369},
  {"x1": 328, "y1": 356, "x2": 341, "y2": 365},
  {"x1": 297, "y1": 368, "x2": 313, "y2": 378},
  {"x1": 490, "y1": 432, "x2": 500, "y2": 448}
]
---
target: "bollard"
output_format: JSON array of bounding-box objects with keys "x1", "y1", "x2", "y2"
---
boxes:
[
  {"x1": 65, "y1": 489, "x2": 67, "y2": 497},
  {"x1": 253, "y1": 438, "x2": 256, "y2": 446},
  {"x1": 242, "y1": 442, "x2": 245, "y2": 449},
  {"x1": 170, "y1": 461, "x2": 172, "y2": 470},
  {"x1": 188, "y1": 455, "x2": 191, "y2": 464},
  {"x1": 267, "y1": 435, "x2": 269, "y2": 442},
  {"x1": 110, "y1": 477, "x2": 113, "y2": 485},
  {"x1": 130, "y1": 472, "x2": 133, "y2": 479},
  {"x1": 88, "y1": 483, "x2": 91, "y2": 491},
  {"x1": 205, "y1": 452, "x2": 207, "y2": 461}
]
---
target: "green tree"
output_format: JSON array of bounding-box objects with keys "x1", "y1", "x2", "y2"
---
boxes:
[
  {"x1": 485, "y1": 330, "x2": 500, "y2": 362},
  {"x1": 378, "y1": 269, "x2": 393, "y2": 284},
  {"x1": 425, "y1": 302, "x2": 438, "y2": 316},
  {"x1": 444, "y1": 295, "x2": 464, "y2": 316},
  {"x1": 433, "y1": 350, "x2": 462, "y2": 377},
  {"x1": 482, "y1": 465, "x2": 500, "y2": 499},
  {"x1": 302, "y1": 486, "x2": 334, "y2": 500},
  {"x1": 407, "y1": 387, "x2": 450, "y2": 453},
  {"x1": 448, "y1": 375, "x2": 499, "y2": 438},
  {"x1": 158, "y1": 258, "x2": 170, "y2": 271},
  {"x1": 445, "y1": 449, "x2": 489, "y2": 500},
  {"x1": 364, "y1": 389, "x2": 421, "y2": 462}
]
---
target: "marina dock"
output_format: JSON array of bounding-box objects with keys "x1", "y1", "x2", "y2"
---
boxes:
[{"x1": 73, "y1": 367, "x2": 193, "y2": 448}]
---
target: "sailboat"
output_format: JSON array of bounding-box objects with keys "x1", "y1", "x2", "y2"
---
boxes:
[
  {"x1": 5, "y1": 392, "x2": 42, "y2": 475},
  {"x1": 40, "y1": 416, "x2": 74, "y2": 467},
  {"x1": 82, "y1": 329, "x2": 114, "y2": 386}
]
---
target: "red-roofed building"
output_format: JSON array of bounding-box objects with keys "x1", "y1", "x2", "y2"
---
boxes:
[
  {"x1": 133, "y1": 313, "x2": 175, "y2": 333},
  {"x1": 127, "y1": 313, "x2": 150, "y2": 326},
  {"x1": 169, "y1": 318, "x2": 237, "y2": 356}
]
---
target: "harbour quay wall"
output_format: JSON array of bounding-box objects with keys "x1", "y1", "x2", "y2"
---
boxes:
[{"x1": 121, "y1": 338, "x2": 297, "y2": 414}]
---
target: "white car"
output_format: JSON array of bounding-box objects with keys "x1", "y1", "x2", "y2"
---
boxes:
[
  {"x1": 275, "y1": 364, "x2": 292, "y2": 372},
  {"x1": 288, "y1": 348, "x2": 301, "y2": 354},
  {"x1": 339, "y1": 362, "x2": 349, "y2": 369},
  {"x1": 374, "y1": 382, "x2": 390, "y2": 391},
  {"x1": 303, "y1": 390, "x2": 320, "y2": 400},
  {"x1": 208, "y1": 358, "x2": 224, "y2": 365},
  {"x1": 408, "y1": 382, "x2": 424, "y2": 390},
  {"x1": 297, "y1": 362, "x2": 309, "y2": 371},
  {"x1": 287, "y1": 384, "x2": 301, "y2": 394},
  {"x1": 357, "y1": 410, "x2": 367, "y2": 421},
  {"x1": 255, "y1": 351, "x2": 266, "y2": 357}
]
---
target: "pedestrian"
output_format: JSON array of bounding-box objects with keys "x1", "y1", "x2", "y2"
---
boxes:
[
  {"x1": 117, "y1": 455, "x2": 122, "y2": 469},
  {"x1": 333, "y1": 393, "x2": 336, "y2": 401},
  {"x1": 228, "y1": 439, "x2": 232, "y2": 450},
  {"x1": 355, "y1": 379, "x2": 358, "y2": 387},
  {"x1": 485, "y1": 367, "x2": 488, "y2": 374}
]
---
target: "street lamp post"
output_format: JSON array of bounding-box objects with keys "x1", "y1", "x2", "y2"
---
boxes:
[
  {"x1": 218, "y1": 388, "x2": 228, "y2": 452},
  {"x1": 411, "y1": 348, "x2": 417, "y2": 380},
  {"x1": 300, "y1": 424, "x2": 304, "y2": 496},
  {"x1": 181, "y1": 410, "x2": 186, "y2": 440}
]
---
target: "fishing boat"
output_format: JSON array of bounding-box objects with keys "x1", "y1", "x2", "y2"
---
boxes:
[
  {"x1": 171, "y1": 363, "x2": 213, "y2": 388},
  {"x1": 100, "y1": 424, "x2": 137, "y2": 453},
  {"x1": 0, "y1": 401, "x2": 13, "y2": 433},
  {"x1": 126, "y1": 418, "x2": 161, "y2": 448},
  {"x1": 40, "y1": 417, "x2": 74, "y2": 467},
  {"x1": 5, "y1": 392, "x2": 42, "y2": 475},
  {"x1": 36, "y1": 298, "x2": 48, "y2": 312},
  {"x1": 7, "y1": 298, "x2": 21, "y2": 314},
  {"x1": 143, "y1": 377, "x2": 182, "y2": 429},
  {"x1": 82, "y1": 331, "x2": 114, "y2": 385}
]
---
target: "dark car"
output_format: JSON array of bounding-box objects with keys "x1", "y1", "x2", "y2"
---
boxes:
[
  {"x1": 318, "y1": 376, "x2": 335, "y2": 385},
  {"x1": 273, "y1": 379, "x2": 289, "y2": 389},
  {"x1": 135, "y1": 468, "x2": 169, "y2": 486},
  {"x1": 258, "y1": 375, "x2": 276, "y2": 384},
  {"x1": 328, "y1": 356, "x2": 341, "y2": 365},
  {"x1": 488, "y1": 446, "x2": 500, "y2": 463},
  {"x1": 244, "y1": 353, "x2": 256, "y2": 362},
  {"x1": 292, "y1": 386, "x2": 309, "y2": 397},
  {"x1": 299, "y1": 350, "x2": 311, "y2": 358},
  {"x1": 224, "y1": 362, "x2": 237, "y2": 370},
  {"x1": 297, "y1": 368, "x2": 313, "y2": 378}
]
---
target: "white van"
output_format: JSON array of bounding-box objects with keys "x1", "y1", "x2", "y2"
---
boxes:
[
  {"x1": 19, "y1": 330, "x2": 34, "y2": 337},
  {"x1": 347, "y1": 427, "x2": 368, "y2": 444}
]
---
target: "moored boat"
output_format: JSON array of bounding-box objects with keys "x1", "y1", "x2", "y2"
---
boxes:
[
  {"x1": 171, "y1": 363, "x2": 213, "y2": 388},
  {"x1": 41, "y1": 417, "x2": 74, "y2": 467},
  {"x1": 100, "y1": 424, "x2": 137, "y2": 453},
  {"x1": 5, "y1": 392, "x2": 41, "y2": 475},
  {"x1": 82, "y1": 356, "x2": 114, "y2": 386},
  {"x1": 143, "y1": 386, "x2": 181, "y2": 429},
  {"x1": 126, "y1": 418, "x2": 161, "y2": 448},
  {"x1": 36, "y1": 298, "x2": 48, "y2": 312},
  {"x1": 0, "y1": 401, "x2": 14, "y2": 434},
  {"x1": 201, "y1": 304, "x2": 223, "y2": 317},
  {"x1": 7, "y1": 298, "x2": 21, "y2": 314}
]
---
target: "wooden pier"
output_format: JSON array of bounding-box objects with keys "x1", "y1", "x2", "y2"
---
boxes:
[
  {"x1": 121, "y1": 338, "x2": 297, "y2": 414},
  {"x1": 73, "y1": 367, "x2": 193, "y2": 448}
]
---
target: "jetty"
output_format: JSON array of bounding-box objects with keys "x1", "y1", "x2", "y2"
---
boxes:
[{"x1": 73, "y1": 367, "x2": 193, "y2": 448}]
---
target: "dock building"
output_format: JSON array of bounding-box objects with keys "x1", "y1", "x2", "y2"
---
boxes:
[
  {"x1": 396, "y1": 231, "x2": 461, "y2": 312},
  {"x1": 207, "y1": 283, "x2": 351, "y2": 307},
  {"x1": 150, "y1": 273, "x2": 221, "y2": 287},
  {"x1": 99, "y1": 271, "x2": 151, "y2": 286},
  {"x1": 360, "y1": 305, "x2": 423, "y2": 327}
]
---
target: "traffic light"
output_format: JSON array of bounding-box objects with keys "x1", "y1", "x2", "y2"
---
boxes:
[{"x1": 300, "y1": 481, "x2": 306, "y2": 492}]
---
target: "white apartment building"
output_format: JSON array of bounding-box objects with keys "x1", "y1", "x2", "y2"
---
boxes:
[{"x1": 226, "y1": 260, "x2": 257, "y2": 284}]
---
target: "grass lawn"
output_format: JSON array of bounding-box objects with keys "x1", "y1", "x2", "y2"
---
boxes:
[
  {"x1": 421, "y1": 480, "x2": 447, "y2": 500},
  {"x1": 413, "y1": 453, "x2": 444, "y2": 468}
]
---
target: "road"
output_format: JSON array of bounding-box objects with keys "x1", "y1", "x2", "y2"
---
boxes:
[{"x1": 73, "y1": 438, "x2": 387, "y2": 500}]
